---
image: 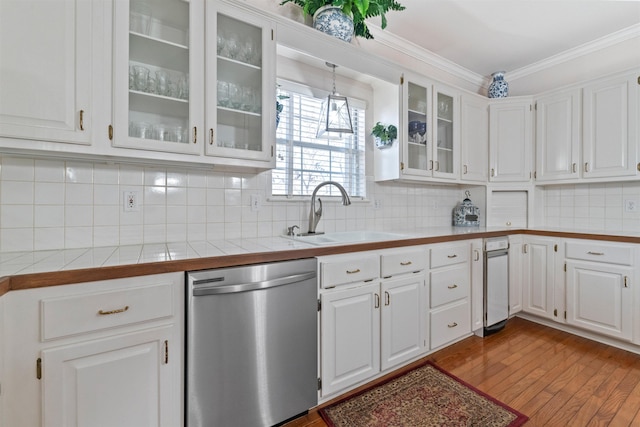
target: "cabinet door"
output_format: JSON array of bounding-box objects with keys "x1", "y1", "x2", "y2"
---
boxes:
[
  {"x1": 583, "y1": 73, "x2": 638, "y2": 178},
  {"x1": 522, "y1": 238, "x2": 556, "y2": 319},
  {"x1": 432, "y1": 85, "x2": 459, "y2": 179},
  {"x1": 401, "y1": 79, "x2": 432, "y2": 178},
  {"x1": 508, "y1": 237, "x2": 523, "y2": 315},
  {"x1": 535, "y1": 89, "x2": 581, "y2": 182},
  {"x1": 470, "y1": 240, "x2": 484, "y2": 332},
  {"x1": 489, "y1": 99, "x2": 533, "y2": 182},
  {"x1": 460, "y1": 94, "x2": 488, "y2": 183},
  {"x1": 380, "y1": 274, "x2": 425, "y2": 371},
  {"x1": 566, "y1": 261, "x2": 633, "y2": 340},
  {"x1": 205, "y1": 2, "x2": 275, "y2": 164},
  {"x1": 113, "y1": 0, "x2": 203, "y2": 155},
  {"x1": 41, "y1": 326, "x2": 177, "y2": 427},
  {"x1": 0, "y1": 0, "x2": 94, "y2": 144},
  {"x1": 320, "y1": 282, "x2": 380, "y2": 397}
]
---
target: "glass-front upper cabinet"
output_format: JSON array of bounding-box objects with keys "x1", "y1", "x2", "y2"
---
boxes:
[
  {"x1": 205, "y1": 2, "x2": 275, "y2": 163},
  {"x1": 432, "y1": 85, "x2": 459, "y2": 179},
  {"x1": 402, "y1": 80, "x2": 431, "y2": 178},
  {"x1": 113, "y1": 0, "x2": 204, "y2": 155}
]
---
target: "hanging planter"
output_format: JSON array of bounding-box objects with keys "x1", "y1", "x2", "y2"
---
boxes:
[{"x1": 371, "y1": 121, "x2": 397, "y2": 149}]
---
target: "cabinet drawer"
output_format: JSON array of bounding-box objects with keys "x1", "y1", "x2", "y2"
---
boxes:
[
  {"x1": 565, "y1": 241, "x2": 634, "y2": 265},
  {"x1": 381, "y1": 248, "x2": 427, "y2": 277},
  {"x1": 430, "y1": 264, "x2": 469, "y2": 308},
  {"x1": 320, "y1": 255, "x2": 379, "y2": 288},
  {"x1": 430, "y1": 300, "x2": 470, "y2": 349},
  {"x1": 41, "y1": 283, "x2": 174, "y2": 341},
  {"x1": 430, "y1": 243, "x2": 468, "y2": 268}
]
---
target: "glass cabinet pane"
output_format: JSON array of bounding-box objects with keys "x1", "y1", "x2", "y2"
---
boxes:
[
  {"x1": 215, "y1": 14, "x2": 263, "y2": 152},
  {"x1": 407, "y1": 82, "x2": 429, "y2": 171},
  {"x1": 436, "y1": 92, "x2": 454, "y2": 174},
  {"x1": 127, "y1": 0, "x2": 192, "y2": 148}
]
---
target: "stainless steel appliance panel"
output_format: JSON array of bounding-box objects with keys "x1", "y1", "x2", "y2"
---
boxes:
[{"x1": 186, "y1": 258, "x2": 317, "y2": 427}]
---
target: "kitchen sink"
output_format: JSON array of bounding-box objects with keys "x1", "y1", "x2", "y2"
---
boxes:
[{"x1": 287, "y1": 230, "x2": 409, "y2": 246}]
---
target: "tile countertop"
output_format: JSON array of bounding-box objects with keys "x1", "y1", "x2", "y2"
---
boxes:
[{"x1": 1, "y1": 226, "x2": 639, "y2": 295}]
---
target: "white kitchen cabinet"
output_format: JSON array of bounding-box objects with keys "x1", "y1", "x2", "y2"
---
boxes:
[
  {"x1": 460, "y1": 93, "x2": 489, "y2": 183},
  {"x1": 582, "y1": 71, "x2": 638, "y2": 179},
  {"x1": 566, "y1": 261, "x2": 633, "y2": 341},
  {"x1": 489, "y1": 98, "x2": 533, "y2": 182},
  {"x1": 522, "y1": 237, "x2": 560, "y2": 320},
  {"x1": 1, "y1": 273, "x2": 183, "y2": 427},
  {"x1": 399, "y1": 77, "x2": 432, "y2": 180},
  {"x1": 564, "y1": 239, "x2": 636, "y2": 341},
  {"x1": 508, "y1": 235, "x2": 524, "y2": 315},
  {"x1": 41, "y1": 326, "x2": 175, "y2": 427},
  {"x1": 205, "y1": 1, "x2": 276, "y2": 165},
  {"x1": 318, "y1": 247, "x2": 427, "y2": 397},
  {"x1": 0, "y1": 0, "x2": 97, "y2": 145},
  {"x1": 470, "y1": 239, "x2": 484, "y2": 333},
  {"x1": 112, "y1": 0, "x2": 204, "y2": 155},
  {"x1": 429, "y1": 242, "x2": 471, "y2": 349},
  {"x1": 320, "y1": 282, "x2": 381, "y2": 397},
  {"x1": 380, "y1": 273, "x2": 425, "y2": 371},
  {"x1": 432, "y1": 84, "x2": 460, "y2": 179},
  {"x1": 535, "y1": 89, "x2": 581, "y2": 182}
]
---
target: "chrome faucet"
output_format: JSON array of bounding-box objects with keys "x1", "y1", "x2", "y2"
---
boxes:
[{"x1": 307, "y1": 181, "x2": 351, "y2": 234}]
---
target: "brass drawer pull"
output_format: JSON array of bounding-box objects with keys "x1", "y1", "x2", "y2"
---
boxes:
[
  {"x1": 79, "y1": 110, "x2": 85, "y2": 131},
  {"x1": 447, "y1": 322, "x2": 458, "y2": 328},
  {"x1": 587, "y1": 251, "x2": 604, "y2": 256},
  {"x1": 98, "y1": 305, "x2": 129, "y2": 316},
  {"x1": 447, "y1": 254, "x2": 457, "y2": 259},
  {"x1": 375, "y1": 293, "x2": 380, "y2": 308},
  {"x1": 448, "y1": 284, "x2": 458, "y2": 289},
  {"x1": 400, "y1": 261, "x2": 412, "y2": 266},
  {"x1": 346, "y1": 269, "x2": 361, "y2": 274}
]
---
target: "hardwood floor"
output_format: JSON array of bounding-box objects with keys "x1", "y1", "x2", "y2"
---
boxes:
[{"x1": 284, "y1": 317, "x2": 640, "y2": 426}]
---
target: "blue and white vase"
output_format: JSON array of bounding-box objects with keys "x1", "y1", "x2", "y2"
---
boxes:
[
  {"x1": 488, "y1": 71, "x2": 509, "y2": 98},
  {"x1": 313, "y1": 5, "x2": 354, "y2": 42}
]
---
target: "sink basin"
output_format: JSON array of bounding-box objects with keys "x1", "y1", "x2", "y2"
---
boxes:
[{"x1": 287, "y1": 231, "x2": 409, "y2": 246}]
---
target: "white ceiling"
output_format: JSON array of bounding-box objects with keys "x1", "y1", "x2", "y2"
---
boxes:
[{"x1": 374, "y1": 0, "x2": 640, "y2": 78}]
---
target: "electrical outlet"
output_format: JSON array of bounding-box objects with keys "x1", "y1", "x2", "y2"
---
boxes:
[
  {"x1": 624, "y1": 199, "x2": 638, "y2": 213},
  {"x1": 374, "y1": 199, "x2": 381, "y2": 210},
  {"x1": 250, "y1": 194, "x2": 262, "y2": 212},
  {"x1": 123, "y1": 191, "x2": 139, "y2": 212}
]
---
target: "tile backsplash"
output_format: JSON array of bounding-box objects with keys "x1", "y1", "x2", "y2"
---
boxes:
[
  {"x1": 0, "y1": 156, "x2": 463, "y2": 252},
  {"x1": 2, "y1": 155, "x2": 637, "y2": 252}
]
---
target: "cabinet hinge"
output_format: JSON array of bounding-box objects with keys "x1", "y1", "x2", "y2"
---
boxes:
[
  {"x1": 317, "y1": 378, "x2": 322, "y2": 390},
  {"x1": 400, "y1": 161, "x2": 404, "y2": 170},
  {"x1": 400, "y1": 75, "x2": 404, "y2": 85},
  {"x1": 317, "y1": 299, "x2": 321, "y2": 312},
  {"x1": 36, "y1": 358, "x2": 42, "y2": 380},
  {"x1": 164, "y1": 340, "x2": 169, "y2": 364},
  {"x1": 554, "y1": 308, "x2": 557, "y2": 317},
  {"x1": 564, "y1": 311, "x2": 567, "y2": 320},
  {"x1": 554, "y1": 244, "x2": 558, "y2": 252},
  {"x1": 108, "y1": 125, "x2": 113, "y2": 140}
]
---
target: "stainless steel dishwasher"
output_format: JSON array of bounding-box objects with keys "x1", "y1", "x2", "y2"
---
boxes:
[{"x1": 186, "y1": 258, "x2": 318, "y2": 427}]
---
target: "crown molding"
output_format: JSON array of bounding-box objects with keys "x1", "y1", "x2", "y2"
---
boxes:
[{"x1": 508, "y1": 23, "x2": 640, "y2": 81}]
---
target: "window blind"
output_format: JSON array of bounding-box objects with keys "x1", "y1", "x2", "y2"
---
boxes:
[{"x1": 273, "y1": 83, "x2": 366, "y2": 198}]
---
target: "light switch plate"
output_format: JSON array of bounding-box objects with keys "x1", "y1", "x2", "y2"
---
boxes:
[
  {"x1": 624, "y1": 199, "x2": 638, "y2": 213},
  {"x1": 250, "y1": 194, "x2": 262, "y2": 212}
]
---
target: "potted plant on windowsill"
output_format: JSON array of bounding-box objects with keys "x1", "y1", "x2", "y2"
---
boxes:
[
  {"x1": 371, "y1": 121, "x2": 397, "y2": 149},
  {"x1": 279, "y1": 0, "x2": 405, "y2": 41}
]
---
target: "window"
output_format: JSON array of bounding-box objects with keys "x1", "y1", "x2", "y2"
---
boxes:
[{"x1": 272, "y1": 82, "x2": 366, "y2": 199}]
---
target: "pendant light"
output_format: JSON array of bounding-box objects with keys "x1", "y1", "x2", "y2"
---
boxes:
[{"x1": 316, "y1": 62, "x2": 353, "y2": 137}]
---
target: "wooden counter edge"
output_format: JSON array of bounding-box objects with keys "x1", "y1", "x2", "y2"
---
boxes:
[{"x1": 4, "y1": 229, "x2": 640, "y2": 292}]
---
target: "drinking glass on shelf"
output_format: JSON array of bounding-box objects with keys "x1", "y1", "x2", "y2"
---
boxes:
[
  {"x1": 154, "y1": 124, "x2": 174, "y2": 142},
  {"x1": 242, "y1": 37, "x2": 257, "y2": 65},
  {"x1": 228, "y1": 83, "x2": 242, "y2": 109},
  {"x1": 133, "y1": 65, "x2": 150, "y2": 92},
  {"x1": 241, "y1": 87, "x2": 257, "y2": 112},
  {"x1": 133, "y1": 121, "x2": 152, "y2": 139},
  {"x1": 174, "y1": 126, "x2": 186, "y2": 143},
  {"x1": 129, "y1": 65, "x2": 135, "y2": 89},
  {"x1": 155, "y1": 70, "x2": 170, "y2": 96},
  {"x1": 178, "y1": 74, "x2": 189, "y2": 100},
  {"x1": 130, "y1": 1, "x2": 152, "y2": 35},
  {"x1": 225, "y1": 32, "x2": 241, "y2": 59},
  {"x1": 216, "y1": 30, "x2": 227, "y2": 56},
  {"x1": 217, "y1": 81, "x2": 229, "y2": 107}
]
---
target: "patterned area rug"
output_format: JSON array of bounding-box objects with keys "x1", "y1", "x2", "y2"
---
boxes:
[{"x1": 319, "y1": 361, "x2": 528, "y2": 427}]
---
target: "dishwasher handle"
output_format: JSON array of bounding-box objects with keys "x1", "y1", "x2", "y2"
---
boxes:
[{"x1": 192, "y1": 271, "x2": 316, "y2": 296}]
